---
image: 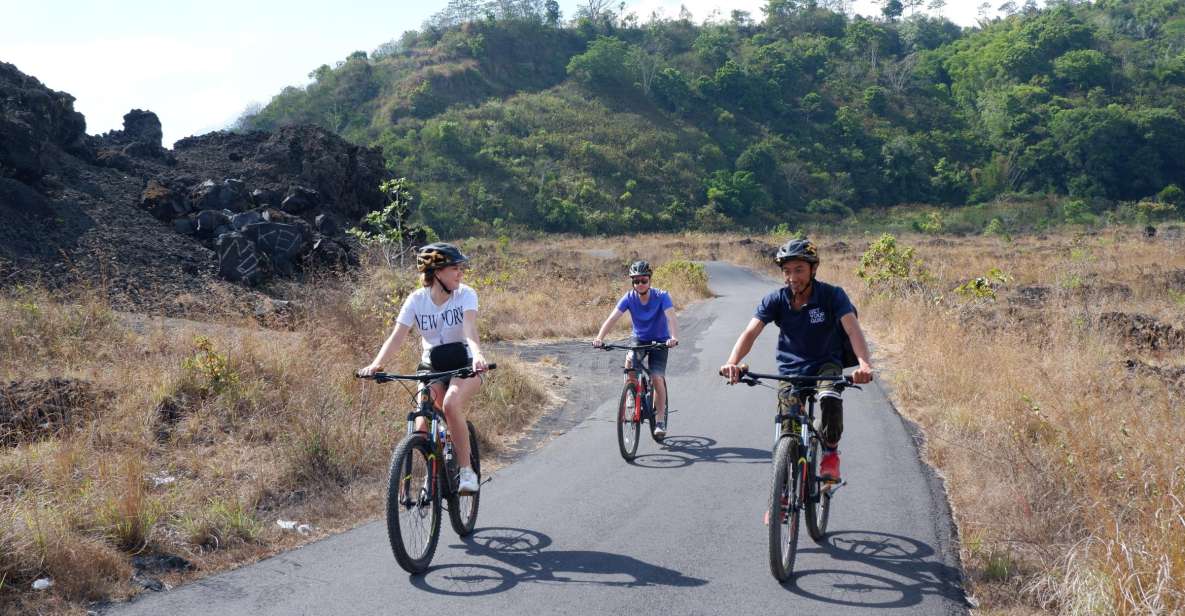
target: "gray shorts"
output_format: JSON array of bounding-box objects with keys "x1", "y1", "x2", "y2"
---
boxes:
[{"x1": 625, "y1": 344, "x2": 669, "y2": 376}]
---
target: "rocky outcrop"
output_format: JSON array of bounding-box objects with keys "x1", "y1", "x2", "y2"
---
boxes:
[
  {"x1": 0, "y1": 61, "x2": 388, "y2": 310},
  {"x1": 0, "y1": 61, "x2": 88, "y2": 183}
]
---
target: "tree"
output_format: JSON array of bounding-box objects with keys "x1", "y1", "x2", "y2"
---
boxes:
[
  {"x1": 545, "y1": 0, "x2": 561, "y2": 25},
  {"x1": 881, "y1": 0, "x2": 905, "y2": 21},
  {"x1": 576, "y1": 0, "x2": 613, "y2": 21},
  {"x1": 350, "y1": 179, "x2": 423, "y2": 267},
  {"x1": 1053, "y1": 49, "x2": 1112, "y2": 90},
  {"x1": 567, "y1": 36, "x2": 632, "y2": 89},
  {"x1": 628, "y1": 45, "x2": 663, "y2": 94}
]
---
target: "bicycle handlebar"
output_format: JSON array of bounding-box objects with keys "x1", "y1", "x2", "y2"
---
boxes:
[
  {"x1": 356, "y1": 363, "x2": 497, "y2": 384},
  {"x1": 597, "y1": 342, "x2": 671, "y2": 351},
  {"x1": 720, "y1": 364, "x2": 859, "y2": 390}
]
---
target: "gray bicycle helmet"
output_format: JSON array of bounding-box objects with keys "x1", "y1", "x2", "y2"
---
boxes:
[
  {"x1": 627, "y1": 260, "x2": 653, "y2": 277},
  {"x1": 775, "y1": 238, "x2": 819, "y2": 265}
]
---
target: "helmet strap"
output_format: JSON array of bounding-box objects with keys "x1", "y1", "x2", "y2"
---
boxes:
[{"x1": 433, "y1": 272, "x2": 455, "y2": 295}]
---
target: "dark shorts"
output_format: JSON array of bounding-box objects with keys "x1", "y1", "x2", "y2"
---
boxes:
[{"x1": 624, "y1": 342, "x2": 669, "y2": 377}]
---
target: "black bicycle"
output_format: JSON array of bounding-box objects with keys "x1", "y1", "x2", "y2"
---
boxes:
[
  {"x1": 357, "y1": 364, "x2": 495, "y2": 574},
  {"x1": 726, "y1": 366, "x2": 859, "y2": 582},
  {"x1": 598, "y1": 342, "x2": 671, "y2": 460}
]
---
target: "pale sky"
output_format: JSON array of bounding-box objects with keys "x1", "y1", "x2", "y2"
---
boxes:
[{"x1": 1, "y1": 1, "x2": 988, "y2": 148}]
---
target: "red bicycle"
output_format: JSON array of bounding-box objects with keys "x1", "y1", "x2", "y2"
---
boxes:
[{"x1": 598, "y1": 342, "x2": 670, "y2": 461}]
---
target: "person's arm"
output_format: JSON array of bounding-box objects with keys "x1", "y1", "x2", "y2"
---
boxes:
[
  {"x1": 840, "y1": 312, "x2": 874, "y2": 384},
  {"x1": 664, "y1": 306, "x2": 679, "y2": 347},
  {"x1": 358, "y1": 322, "x2": 412, "y2": 376},
  {"x1": 593, "y1": 307, "x2": 626, "y2": 346},
  {"x1": 461, "y1": 309, "x2": 488, "y2": 371},
  {"x1": 720, "y1": 318, "x2": 766, "y2": 384}
]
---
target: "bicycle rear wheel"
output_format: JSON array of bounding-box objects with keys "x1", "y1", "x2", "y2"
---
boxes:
[
  {"x1": 768, "y1": 436, "x2": 803, "y2": 582},
  {"x1": 386, "y1": 432, "x2": 441, "y2": 574},
  {"x1": 617, "y1": 383, "x2": 641, "y2": 460},
  {"x1": 447, "y1": 421, "x2": 481, "y2": 537},
  {"x1": 804, "y1": 438, "x2": 831, "y2": 541}
]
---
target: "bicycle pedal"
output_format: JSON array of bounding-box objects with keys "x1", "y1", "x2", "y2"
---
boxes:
[{"x1": 479, "y1": 476, "x2": 493, "y2": 486}]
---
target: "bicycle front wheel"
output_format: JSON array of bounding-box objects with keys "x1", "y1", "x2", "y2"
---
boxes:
[
  {"x1": 447, "y1": 421, "x2": 481, "y2": 536},
  {"x1": 386, "y1": 432, "x2": 441, "y2": 574},
  {"x1": 768, "y1": 436, "x2": 802, "y2": 582},
  {"x1": 804, "y1": 438, "x2": 831, "y2": 542},
  {"x1": 617, "y1": 383, "x2": 641, "y2": 460}
]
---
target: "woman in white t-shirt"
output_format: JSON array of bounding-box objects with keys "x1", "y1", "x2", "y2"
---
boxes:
[{"x1": 358, "y1": 242, "x2": 489, "y2": 494}]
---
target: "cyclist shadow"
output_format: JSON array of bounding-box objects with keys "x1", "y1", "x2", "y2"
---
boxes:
[
  {"x1": 628, "y1": 435, "x2": 770, "y2": 469},
  {"x1": 409, "y1": 527, "x2": 708, "y2": 596},
  {"x1": 783, "y1": 530, "x2": 968, "y2": 609}
]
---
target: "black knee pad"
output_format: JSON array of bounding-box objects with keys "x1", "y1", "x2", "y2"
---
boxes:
[{"x1": 819, "y1": 395, "x2": 843, "y2": 445}]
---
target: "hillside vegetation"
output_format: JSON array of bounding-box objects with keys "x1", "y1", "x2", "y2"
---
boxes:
[{"x1": 242, "y1": 0, "x2": 1185, "y2": 235}]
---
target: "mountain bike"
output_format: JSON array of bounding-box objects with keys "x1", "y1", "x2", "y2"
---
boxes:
[
  {"x1": 598, "y1": 341, "x2": 671, "y2": 460},
  {"x1": 357, "y1": 363, "x2": 495, "y2": 574},
  {"x1": 725, "y1": 366, "x2": 859, "y2": 582}
]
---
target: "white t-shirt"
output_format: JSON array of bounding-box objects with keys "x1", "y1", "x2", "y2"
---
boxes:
[{"x1": 395, "y1": 284, "x2": 480, "y2": 363}]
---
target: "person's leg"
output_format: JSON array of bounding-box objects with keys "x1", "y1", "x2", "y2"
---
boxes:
[
  {"x1": 816, "y1": 364, "x2": 844, "y2": 480},
  {"x1": 442, "y1": 376, "x2": 480, "y2": 465},
  {"x1": 777, "y1": 383, "x2": 800, "y2": 435},
  {"x1": 816, "y1": 364, "x2": 844, "y2": 448},
  {"x1": 647, "y1": 347, "x2": 669, "y2": 423}
]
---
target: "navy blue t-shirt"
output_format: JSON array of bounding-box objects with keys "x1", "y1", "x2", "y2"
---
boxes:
[{"x1": 754, "y1": 280, "x2": 855, "y2": 376}]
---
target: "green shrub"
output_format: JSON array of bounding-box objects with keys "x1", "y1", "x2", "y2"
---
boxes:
[
  {"x1": 654, "y1": 259, "x2": 711, "y2": 299},
  {"x1": 954, "y1": 268, "x2": 1012, "y2": 301},
  {"x1": 856, "y1": 234, "x2": 931, "y2": 295},
  {"x1": 182, "y1": 336, "x2": 239, "y2": 396}
]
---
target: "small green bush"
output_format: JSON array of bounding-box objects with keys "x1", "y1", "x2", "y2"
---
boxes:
[{"x1": 857, "y1": 234, "x2": 931, "y2": 295}]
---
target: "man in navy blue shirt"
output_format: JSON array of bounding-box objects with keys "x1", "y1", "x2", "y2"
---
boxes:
[
  {"x1": 720, "y1": 239, "x2": 874, "y2": 481},
  {"x1": 594, "y1": 260, "x2": 680, "y2": 437}
]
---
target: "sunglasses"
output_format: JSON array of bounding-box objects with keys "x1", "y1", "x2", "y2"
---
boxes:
[{"x1": 631, "y1": 278, "x2": 650, "y2": 285}]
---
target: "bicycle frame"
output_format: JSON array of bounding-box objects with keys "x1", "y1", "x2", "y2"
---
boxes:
[
  {"x1": 776, "y1": 384, "x2": 840, "y2": 500},
  {"x1": 600, "y1": 342, "x2": 666, "y2": 422},
  {"x1": 737, "y1": 371, "x2": 858, "y2": 495},
  {"x1": 362, "y1": 364, "x2": 495, "y2": 498},
  {"x1": 626, "y1": 349, "x2": 653, "y2": 422}
]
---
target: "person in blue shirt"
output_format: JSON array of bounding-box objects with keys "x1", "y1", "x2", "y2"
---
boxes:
[
  {"x1": 720, "y1": 239, "x2": 874, "y2": 481},
  {"x1": 593, "y1": 260, "x2": 680, "y2": 438}
]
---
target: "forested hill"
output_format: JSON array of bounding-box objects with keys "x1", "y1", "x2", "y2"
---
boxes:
[{"x1": 240, "y1": 0, "x2": 1185, "y2": 235}]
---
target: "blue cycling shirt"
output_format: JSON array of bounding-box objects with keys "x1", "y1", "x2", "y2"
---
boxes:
[{"x1": 616, "y1": 288, "x2": 673, "y2": 342}]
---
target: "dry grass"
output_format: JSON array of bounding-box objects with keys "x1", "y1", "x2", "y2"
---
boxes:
[
  {"x1": 833, "y1": 230, "x2": 1185, "y2": 614},
  {"x1": 0, "y1": 252, "x2": 562, "y2": 611}
]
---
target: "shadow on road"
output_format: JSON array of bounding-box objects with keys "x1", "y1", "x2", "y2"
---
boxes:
[
  {"x1": 782, "y1": 530, "x2": 967, "y2": 609},
  {"x1": 408, "y1": 527, "x2": 708, "y2": 596},
  {"x1": 628, "y1": 435, "x2": 770, "y2": 469}
]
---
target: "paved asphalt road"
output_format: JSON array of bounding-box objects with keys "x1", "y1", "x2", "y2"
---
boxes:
[{"x1": 108, "y1": 262, "x2": 968, "y2": 616}]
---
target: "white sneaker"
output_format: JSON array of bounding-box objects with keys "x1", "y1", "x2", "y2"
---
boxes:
[{"x1": 457, "y1": 467, "x2": 479, "y2": 494}]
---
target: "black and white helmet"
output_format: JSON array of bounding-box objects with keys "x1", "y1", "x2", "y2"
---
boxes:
[
  {"x1": 627, "y1": 260, "x2": 653, "y2": 277},
  {"x1": 775, "y1": 238, "x2": 819, "y2": 265}
]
